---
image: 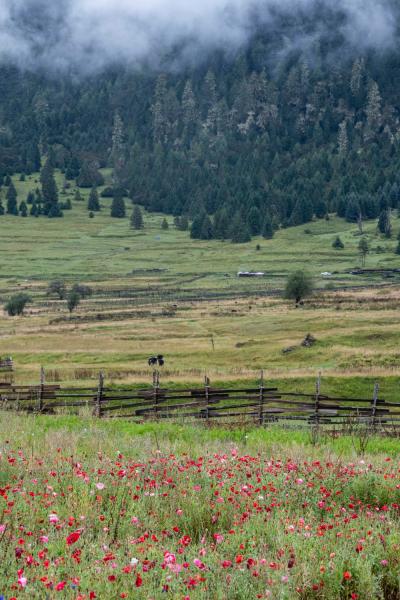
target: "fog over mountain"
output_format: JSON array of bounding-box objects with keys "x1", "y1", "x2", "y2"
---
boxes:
[{"x1": 0, "y1": 0, "x2": 398, "y2": 73}]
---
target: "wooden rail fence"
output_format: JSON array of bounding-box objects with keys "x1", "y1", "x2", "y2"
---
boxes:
[{"x1": 0, "y1": 368, "x2": 399, "y2": 432}]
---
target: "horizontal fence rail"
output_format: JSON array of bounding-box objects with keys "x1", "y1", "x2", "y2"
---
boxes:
[{"x1": 0, "y1": 369, "x2": 399, "y2": 434}]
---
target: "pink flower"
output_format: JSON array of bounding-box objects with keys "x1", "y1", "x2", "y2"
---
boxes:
[
  {"x1": 213, "y1": 533, "x2": 224, "y2": 544},
  {"x1": 39, "y1": 535, "x2": 49, "y2": 543},
  {"x1": 49, "y1": 513, "x2": 59, "y2": 524},
  {"x1": 381, "y1": 560, "x2": 389, "y2": 566},
  {"x1": 18, "y1": 576, "x2": 27, "y2": 588},
  {"x1": 96, "y1": 482, "x2": 105, "y2": 490},
  {"x1": 55, "y1": 581, "x2": 67, "y2": 591}
]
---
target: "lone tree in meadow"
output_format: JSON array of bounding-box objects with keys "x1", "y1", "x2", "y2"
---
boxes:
[
  {"x1": 41, "y1": 158, "x2": 62, "y2": 218},
  {"x1": 67, "y1": 290, "x2": 81, "y2": 315},
  {"x1": 131, "y1": 205, "x2": 144, "y2": 230},
  {"x1": 332, "y1": 236, "x2": 344, "y2": 249},
  {"x1": 6, "y1": 181, "x2": 18, "y2": 215},
  {"x1": 87, "y1": 187, "x2": 100, "y2": 212},
  {"x1": 110, "y1": 189, "x2": 126, "y2": 218},
  {"x1": 4, "y1": 293, "x2": 31, "y2": 316},
  {"x1": 284, "y1": 270, "x2": 314, "y2": 305},
  {"x1": 358, "y1": 237, "x2": 370, "y2": 267}
]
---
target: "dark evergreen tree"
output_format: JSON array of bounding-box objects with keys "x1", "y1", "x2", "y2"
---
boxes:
[
  {"x1": 230, "y1": 213, "x2": 251, "y2": 243},
  {"x1": 247, "y1": 206, "x2": 262, "y2": 236},
  {"x1": 87, "y1": 187, "x2": 100, "y2": 212},
  {"x1": 0, "y1": 197, "x2": 4, "y2": 216},
  {"x1": 262, "y1": 216, "x2": 274, "y2": 239},
  {"x1": 19, "y1": 201, "x2": 28, "y2": 217},
  {"x1": 130, "y1": 205, "x2": 144, "y2": 229},
  {"x1": 161, "y1": 218, "x2": 169, "y2": 230},
  {"x1": 6, "y1": 181, "x2": 18, "y2": 215},
  {"x1": 110, "y1": 189, "x2": 126, "y2": 218},
  {"x1": 377, "y1": 209, "x2": 392, "y2": 237},
  {"x1": 41, "y1": 159, "x2": 62, "y2": 217},
  {"x1": 332, "y1": 236, "x2": 344, "y2": 249}
]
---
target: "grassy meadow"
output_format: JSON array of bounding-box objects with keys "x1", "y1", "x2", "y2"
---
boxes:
[{"x1": 0, "y1": 170, "x2": 400, "y2": 398}]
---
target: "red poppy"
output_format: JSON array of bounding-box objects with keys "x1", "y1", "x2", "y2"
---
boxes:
[
  {"x1": 66, "y1": 531, "x2": 81, "y2": 546},
  {"x1": 343, "y1": 571, "x2": 352, "y2": 581}
]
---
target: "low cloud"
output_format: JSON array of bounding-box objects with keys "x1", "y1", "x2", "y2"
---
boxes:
[{"x1": 0, "y1": 0, "x2": 397, "y2": 73}]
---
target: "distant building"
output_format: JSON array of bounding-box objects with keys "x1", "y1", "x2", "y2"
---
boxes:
[{"x1": 237, "y1": 271, "x2": 265, "y2": 278}]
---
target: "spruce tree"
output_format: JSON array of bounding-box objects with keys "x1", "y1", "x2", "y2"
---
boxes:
[
  {"x1": 378, "y1": 209, "x2": 392, "y2": 238},
  {"x1": 190, "y1": 212, "x2": 206, "y2": 239},
  {"x1": 130, "y1": 205, "x2": 144, "y2": 229},
  {"x1": 30, "y1": 200, "x2": 38, "y2": 217},
  {"x1": 26, "y1": 191, "x2": 35, "y2": 205},
  {"x1": 247, "y1": 206, "x2": 262, "y2": 236},
  {"x1": 41, "y1": 159, "x2": 61, "y2": 217},
  {"x1": 213, "y1": 208, "x2": 230, "y2": 240},
  {"x1": 332, "y1": 236, "x2": 344, "y2": 249},
  {"x1": 230, "y1": 213, "x2": 251, "y2": 243},
  {"x1": 88, "y1": 187, "x2": 100, "y2": 212},
  {"x1": 19, "y1": 201, "x2": 28, "y2": 217},
  {"x1": 0, "y1": 197, "x2": 4, "y2": 216},
  {"x1": 6, "y1": 182, "x2": 18, "y2": 215},
  {"x1": 110, "y1": 189, "x2": 126, "y2": 218},
  {"x1": 161, "y1": 218, "x2": 169, "y2": 230},
  {"x1": 200, "y1": 215, "x2": 214, "y2": 240},
  {"x1": 262, "y1": 217, "x2": 274, "y2": 239}
]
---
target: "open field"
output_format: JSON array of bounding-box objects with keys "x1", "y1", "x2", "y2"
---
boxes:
[
  {"x1": 1, "y1": 171, "x2": 400, "y2": 397},
  {"x1": 1, "y1": 414, "x2": 400, "y2": 599}
]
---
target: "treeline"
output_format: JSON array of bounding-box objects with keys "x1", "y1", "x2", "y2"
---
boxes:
[{"x1": 2, "y1": 19, "x2": 400, "y2": 236}]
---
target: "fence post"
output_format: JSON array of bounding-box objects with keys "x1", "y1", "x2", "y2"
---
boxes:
[
  {"x1": 94, "y1": 371, "x2": 104, "y2": 418},
  {"x1": 314, "y1": 372, "x2": 321, "y2": 426},
  {"x1": 258, "y1": 370, "x2": 265, "y2": 426},
  {"x1": 204, "y1": 374, "x2": 210, "y2": 426},
  {"x1": 37, "y1": 367, "x2": 45, "y2": 412},
  {"x1": 371, "y1": 382, "x2": 379, "y2": 430},
  {"x1": 153, "y1": 370, "x2": 160, "y2": 420}
]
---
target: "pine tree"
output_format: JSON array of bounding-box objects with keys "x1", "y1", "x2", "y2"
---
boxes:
[
  {"x1": 110, "y1": 111, "x2": 125, "y2": 186},
  {"x1": 87, "y1": 187, "x2": 100, "y2": 212},
  {"x1": 6, "y1": 182, "x2": 18, "y2": 215},
  {"x1": 110, "y1": 189, "x2": 126, "y2": 218},
  {"x1": 338, "y1": 120, "x2": 348, "y2": 155},
  {"x1": 378, "y1": 209, "x2": 392, "y2": 238},
  {"x1": 19, "y1": 201, "x2": 28, "y2": 217},
  {"x1": 191, "y1": 212, "x2": 206, "y2": 239},
  {"x1": 130, "y1": 205, "x2": 144, "y2": 230},
  {"x1": 75, "y1": 190, "x2": 83, "y2": 202},
  {"x1": 0, "y1": 196, "x2": 4, "y2": 216},
  {"x1": 30, "y1": 200, "x2": 38, "y2": 216},
  {"x1": 26, "y1": 191, "x2": 35, "y2": 205},
  {"x1": 247, "y1": 206, "x2": 262, "y2": 236},
  {"x1": 365, "y1": 80, "x2": 382, "y2": 139},
  {"x1": 41, "y1": 159, "x2": 61, "y2": 217},
  {"x1": 200, "y1": 215, "x2": 214, "y2": 240},
  {"x1": 332, "y1": 236, "x2": 344, "y2": 249},
  {"x1": 262, "y1": 217, "x2": 274, "y2": 239},
  {"x1": 230, "y1": 213, "x2": 251, "y2": 243},
  {"x1": 213, "y1": 208, "x2": 230, "y2": 240},
  {"x1": 161, "y1": 218, "x2": 169, "y2": 230}
]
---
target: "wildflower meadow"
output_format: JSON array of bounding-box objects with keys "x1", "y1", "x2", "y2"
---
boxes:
[{"x1": 1, "y1": 416, "x2": 400, "y2": 599}]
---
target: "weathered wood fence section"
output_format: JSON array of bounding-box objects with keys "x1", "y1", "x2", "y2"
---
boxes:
[{"x1": 0, "y1": 369, "x2": 399, "y2": 431}]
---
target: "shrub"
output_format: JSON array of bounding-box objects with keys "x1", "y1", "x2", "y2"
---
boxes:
[{"x1": 4, "y1": 293, "x2": 31, "y2": 316}]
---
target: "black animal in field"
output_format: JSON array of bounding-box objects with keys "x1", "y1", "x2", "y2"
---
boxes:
[{"x1": 148, "y1": 355, "x2": 165, "y2": 367}]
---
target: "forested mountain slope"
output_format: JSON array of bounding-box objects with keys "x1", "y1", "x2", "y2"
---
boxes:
[{"x1": 1, "y1": 10, "x2": 400, "y2": 240}]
